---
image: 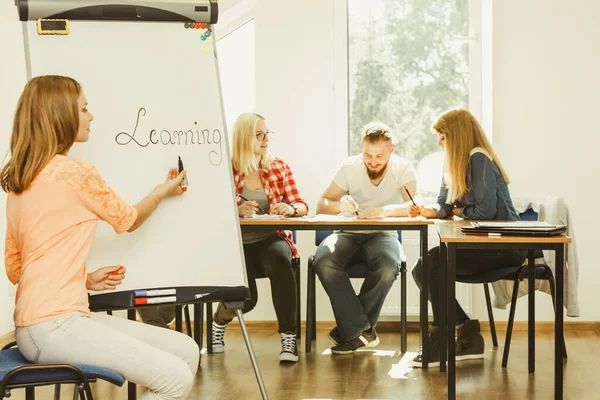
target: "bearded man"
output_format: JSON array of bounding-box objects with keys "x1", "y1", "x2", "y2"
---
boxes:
[{"x1": 314, "y1": 122, "x2": 417, "y2": 354}]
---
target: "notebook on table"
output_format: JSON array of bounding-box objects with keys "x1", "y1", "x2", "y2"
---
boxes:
[{"x1": 461, "y1": 221, "x2": 567, "y2": 237}]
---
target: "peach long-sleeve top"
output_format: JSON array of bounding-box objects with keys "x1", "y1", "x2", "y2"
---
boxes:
[{"x1": 5, "y1": 155, "x2": 138, "y2": 327}]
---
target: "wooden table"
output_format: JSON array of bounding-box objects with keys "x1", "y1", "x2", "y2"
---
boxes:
[
  {"x1": 240, "y1": 217, "x2": 436, "y2": 366},
  {"x1": 437, "y1": 221, "x2": 571, "y2": 400}
]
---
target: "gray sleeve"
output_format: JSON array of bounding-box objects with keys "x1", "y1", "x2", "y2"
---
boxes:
[
  {"x1": 432, "y1": 181, "x2": 453, "y2": 219},
  {"x1": 460, "y1": 153, "x2": 498, "y2": 220}
]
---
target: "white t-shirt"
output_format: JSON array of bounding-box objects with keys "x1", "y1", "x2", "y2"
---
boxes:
[{"x1": 333, "y1": 154, "x2": 417, "y2": 210}]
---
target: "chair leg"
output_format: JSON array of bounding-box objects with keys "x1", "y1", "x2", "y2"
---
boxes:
[
  {"x1": 206, "y1": 302, "x2": 214, "y2": 354},
  {"x1": 54, "y1": 384, "x2": 61, "y2": 400},
  {"x1": 294, "y1": 264, "x2": 301, "y2": 339},
  {"x1": 194, "y1": 303, "x2": 203, "y2": 365},
  {"x1": 311, "y1": 264, "x2": 317, "y2": 341},
  {"x1": 547, "y1": 271, "x2": 568, "y2": 358},
  {"x1": 484, "y1": 283, "x2": 498, "y2": 348},
  {"x1": 184, "y1": 305, "x2": 192, "y2": 337},
  {"x1": 502, "y1": 278, "x2": 521, "y2": 368},
  {"x1": 175, "y1": 305, "x2": 183, "y2": 333},
  {"x1": 25, "y1": 386, "x2": 35, "y2": 400},
  {"x1": 400, "y1": 261, "x2": 407, "y2": 354},
  {"x1": 305, "y1": 257, "x2": 314, "y2": 353}
]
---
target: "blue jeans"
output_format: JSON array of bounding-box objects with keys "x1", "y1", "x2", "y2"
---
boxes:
[{"x1": 313, "y1": 231, "x2": 401, "y2": 342}]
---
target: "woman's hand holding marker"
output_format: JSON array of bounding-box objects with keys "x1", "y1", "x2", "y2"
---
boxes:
[
  {"x1": 156, "y1": 167, "x2": 187, "y2": 199},
  {"x1": 87, "y1": 265, "x2": 126, "y2": 291}
]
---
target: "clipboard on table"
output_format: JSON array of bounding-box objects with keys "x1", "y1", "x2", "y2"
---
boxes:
[{"x1": 461, "y1": 222, "x2": 567, "y2": 237}]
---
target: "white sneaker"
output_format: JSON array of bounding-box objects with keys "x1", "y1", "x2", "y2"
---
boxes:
[
  {"x1": 279, "y1": 333, "x2": 298, "y2": 363},
  {"x1": 212, "y1": 321, "x2": 227, "y2": 353}
]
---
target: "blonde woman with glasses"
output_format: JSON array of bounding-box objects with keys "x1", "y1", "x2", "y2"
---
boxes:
[
  {"x1": 409, "y1": 108, "x2": 526, "y2": 368},
  {"x1": 210, "y1": 113, "x2": 308, "y2": 363},
  {"x1": 2, "y1": 75, "x2": 198, "y2": 399}
]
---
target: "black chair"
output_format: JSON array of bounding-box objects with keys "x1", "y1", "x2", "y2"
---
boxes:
[
  {"x1": 456, "y1": 208, "x2": 567, "y2": 367},
  {"x1": 0, "y1": 341, "x2": 125, "y2": 400},
  {"x1": 305, "y1": 230, "x2": 407, "y2": 353},
  {"x1": 185, "y1": 231, "x2": 302, "y2": 353}
]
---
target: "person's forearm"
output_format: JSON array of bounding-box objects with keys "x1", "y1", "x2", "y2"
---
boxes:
[
  {"x1": 317, "y1": 197, "x2": 341, "y2": 215},
  {"x1": 382, "y1": 203, "x2": 410, "y2": 217},
  {"x1": 128, "y1": 187, "x2": 165, "y2": 232}
]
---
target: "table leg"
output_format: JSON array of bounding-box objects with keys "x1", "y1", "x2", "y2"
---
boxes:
[
  {"x1": 555, "y1": 245, "x2": 565, "y2": 400},
  {"x1": 447, "y1": 244, "x2": 456, "y2": 400},
  {"x1": 420, "y1": 226, "x2": 429, "y2": 368},
  {"x1": 439, "y1": 242, "x2": 447, "y2": 372}
]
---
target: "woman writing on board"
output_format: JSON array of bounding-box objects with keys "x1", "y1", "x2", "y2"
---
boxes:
[
  {"x1": 408, "y1": 108, "x2": 525, "y2": 368},
  {"x1": 2, "y1": 75, "x2": 198, "y2": 400},
  {"x1": 211, "y1": 113, "x2": 308, "y2": 363}
]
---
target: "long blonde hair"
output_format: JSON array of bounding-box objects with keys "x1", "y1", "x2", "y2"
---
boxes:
[
  {"x1": 231, "y1": 113, "x2": 273, "y2": 174},
  {"x1": 433, "y1": 108, "x2": 510, "y2": 203},
  {"x1": 1, "y1": 75, "x2": 81, "y2": 194}
]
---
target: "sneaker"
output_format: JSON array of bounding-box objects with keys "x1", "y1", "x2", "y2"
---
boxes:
[
  {"x1": 212, "y1": 321, "x2": 227, "y2": 353},
  {"x1": 279, "y1": 332, "x2": 298, "y2": 363},
  {"x1": 331, "y1": 328, "x2": 379, "y2": 355},
  {"x1": 327, "y1": 327, "x2": 342, "y2": 345},
  {"x1": 456, "y1": 319, "x2": 484, "y2": 361},
  {"x1": 410, "y1": 326, "x2": 441, "y2": 368}
]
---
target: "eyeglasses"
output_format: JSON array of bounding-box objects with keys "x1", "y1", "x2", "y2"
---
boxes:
[{"x1": 255, "y1": 130, "x2": 275, "y2": 141}]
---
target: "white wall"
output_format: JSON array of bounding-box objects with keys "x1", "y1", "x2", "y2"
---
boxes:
[
  {"x1": 0, "y1": 2, "x2": 27, "y2": 335},
  {"x1": 471, "y1": 0, "x2": 600, "y2": 323}
]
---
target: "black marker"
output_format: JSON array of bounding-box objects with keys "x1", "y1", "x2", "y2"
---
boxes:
[
  {"x1": 178, "y1": 156, "x2": 188, "y2": 192},
  {"x1": 237, "y1": 193, "x2": 267, "y2": 214}
]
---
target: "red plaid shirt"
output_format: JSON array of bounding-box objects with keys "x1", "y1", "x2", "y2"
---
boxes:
[{"x1": 233, "y1": 158, "x2": 308, "y2": 257}]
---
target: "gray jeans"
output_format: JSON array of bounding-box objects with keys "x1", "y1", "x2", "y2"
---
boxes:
[
  {"x1": 16, "y1": 312, "x2": 199, "y2": 400},
  {"x1": 313, "y1": 231, "x2": 401, "y2": 342},
  {"x1": 138, "y1": 306, "x2": 176, "y2": 329}
]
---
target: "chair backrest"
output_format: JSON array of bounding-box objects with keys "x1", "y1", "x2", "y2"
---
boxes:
[
  {"x1": 519, "y1": 208, "x2": 538, "y2": 222},
  {"x1": 315, "y1": 230, "x2": 402, "y2": 246}
]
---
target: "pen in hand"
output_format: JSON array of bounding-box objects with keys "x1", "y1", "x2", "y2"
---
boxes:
[
  {"x1": 403, "y1": 185, "x2": 420, "y2": 215},
  {"x1": 236, "y1": 193, "x2": 267, "y2": 214}
]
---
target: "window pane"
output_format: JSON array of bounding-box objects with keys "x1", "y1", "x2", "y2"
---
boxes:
[
  {"x1": 348, "y1": 0, "x2": 470, "y2": 195},
  {"x1": 217, "y1": 20, "x2": 256, "y2": 136}
]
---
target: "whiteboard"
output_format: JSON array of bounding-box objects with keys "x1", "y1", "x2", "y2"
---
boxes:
[{"x1": 23, "y1": 20, "x2": 248, "y2": 304}]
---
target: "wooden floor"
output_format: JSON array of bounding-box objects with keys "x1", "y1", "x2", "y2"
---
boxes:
[{"x1": 2, "y1": 326, "x2": 600, "y2": 399}]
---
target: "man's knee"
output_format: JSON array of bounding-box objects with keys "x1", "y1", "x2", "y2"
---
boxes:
[{"x1": 374, "y1": 257, "x2": 400, "y2": 284}]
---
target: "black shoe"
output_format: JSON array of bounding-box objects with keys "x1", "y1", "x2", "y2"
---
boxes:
[
  {"x1": 279, "y1": 333, "x2": 298, "y2": 363},
  {"x1": 212, "y1": 321, "x2": 227, "y2": 353},
  {"x1": 331, "y1": 328, "x2": 379, "y2": 355},
  {"x1": 456, "y1": 319, "x2": 484, "y2": 361},
  {"x1": 410, "y1": 326, "x2": 441, "y2": 368},
  {"x1": 328, "y1": 327, "x2": 342, "y2": 345}
]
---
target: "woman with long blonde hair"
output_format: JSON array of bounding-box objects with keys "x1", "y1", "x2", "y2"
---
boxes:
[
  {"x1": 2, "y1": 75, "x2": 198, "y2": 399},
  {"x1": 408, "y1": 108, "x2": 525, "y2": 368},
  {"x1": 210, "y1": 113, "x2": 308, "y2": 363}
]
